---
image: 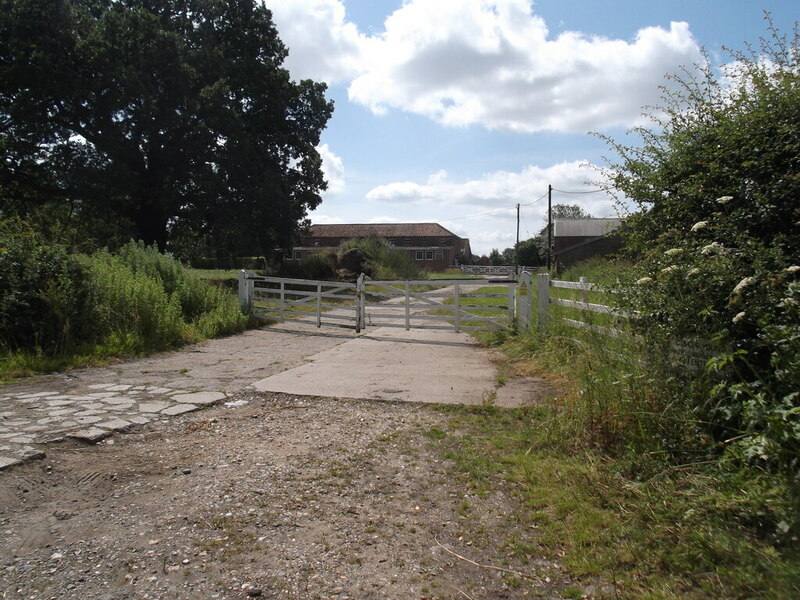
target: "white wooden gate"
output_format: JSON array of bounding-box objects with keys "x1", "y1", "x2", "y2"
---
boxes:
[{"x1": 239, "y1": 271, "x2": 536, "y2": 334}]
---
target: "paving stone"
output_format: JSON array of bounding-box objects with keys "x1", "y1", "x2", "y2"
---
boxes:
[
  {"x1": 75, "y1": 416, "x2": 104, "y2": 425},
  {"x1": 146, "y1": 387, "x2": 173, "y2": 394},
  {"x1": 128, "y1": 416, "x2": 152, "y2": 425},
  {"x1": 160, "y1": 404, "x2": 199, "y2": 416},
  {"x1": 87, "y1": 392, "x2": 118, "y2": 398},
  {"x1": 45, "y1": 400, "x2": 76, "y2": 408},
  {"x1": 139, "y1": 401, "x2": 170, "y2": 413},
  {"x1": 0, "y1": 456, "x2": 22, "y2": 470},
  {"x1": 9, "y1": 436, "x2": 35, "y2": 444},
  {"x1": 68, "y1": 428, "x2": 112, "y2": 443},
  {"x1": 87, "y1": 383, "x2": 116, "y2": 389},
  {"x1": 17, "y1": 446, "x2": 46, "y2": 460},
  {"x1": 172, "y1": 392, "x2": 226, "y2": 406},
  {"x1": 49, "y1": 408, "x2": 78, "y2": 416},
  {"x1": 96, "y1": 418, "x2": 132, "y2": 431},
  {"x1": 107, "y1": 385, "x2": 133, "y2": 392},
  {"x1": 102, "y1": 398, "x2": 136, "y2": 406},
  {"x1": 17, "y1": 392, "x2": 60, "y2": 399},
  {"x1": 74, "y1": 408, "x2": 106, "y2": 416}
]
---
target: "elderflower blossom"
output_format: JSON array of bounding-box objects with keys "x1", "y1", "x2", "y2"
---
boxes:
[
  {"x1": 701, "y1": 242, "x2": 723, "y2": 256},
  {"x1": 688, "y1": 268, "x2": 701, "y2": 276},
  {"x1": 786, "y1": 265, "x2": 800, "y2": 274},
  {"x1": 664, "y1": 248, "x2": 682, "y2": 257},
  {"x1": 716, "y1": 195, "x2": 733, "y2": 205},
  {"x1": 636, "y1": 277, "x2": 653, "y2": 285},
  {"x1": 733, "y1": 277, "x2": 755, "y2": 295},
  {"x1": 732, "y1": 311, "x2": 746, "y2": 324},
  {"x1": 661, "y1": 265, "x2": 679, "y2": 274},
  {"x1": 691, "y1": 221, "x2": 708, "y2": 232},
  {"x1": 781, "y1": 297, "x2": 798, "y2": 308}
]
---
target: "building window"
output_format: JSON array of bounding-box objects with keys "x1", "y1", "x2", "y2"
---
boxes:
[
  {"x1": 425, "y1": 251, "x2": 434, "y2": 260},
  {"x1": 293, "y1": 250, "x2": 303, "y2": 260},
  {"x1": 415, "y1": 251, "x2": 424, "y2": 260},
  {"x1": 314, "y1": 241, "x2": 320, "y2": 247},
  {"x1": 434, "y1": 250, "x2": 443, "y2": 261}
]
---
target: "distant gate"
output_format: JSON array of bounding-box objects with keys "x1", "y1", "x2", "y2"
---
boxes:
[{"x1": 238, "y1": 271, "x2": 536, "y2": 334}]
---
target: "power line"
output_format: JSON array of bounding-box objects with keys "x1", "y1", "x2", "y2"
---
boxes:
[{"x1": 551, "y1": 187, "x2": 606, "y2": 195}]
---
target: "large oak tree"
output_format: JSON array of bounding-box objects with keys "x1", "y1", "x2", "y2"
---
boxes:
[{"x1": 0, "y1": 0, "x2": 333, "y2": 258}]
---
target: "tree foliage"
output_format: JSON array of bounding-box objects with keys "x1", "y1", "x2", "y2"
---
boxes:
[
  {"x1": 604, "y1": 19, "x2": 800, "y2": 502},
  {"x1": 0, "y1": 0, "x2": 333, "y2": 258}
]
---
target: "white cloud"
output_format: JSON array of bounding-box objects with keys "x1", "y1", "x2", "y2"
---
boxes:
[
  {"x1": 366, "y1": 160, "x2": 612, "y2": 212},
  {"x1": 264, "y1": 0, "x2": 372, "y2": 83},
  {"x1": 316, "y1": 143, "x2": 345, "y2": 196},
  {"x1": 269, "y1": 0, "x2": 705, "y2": 132}
]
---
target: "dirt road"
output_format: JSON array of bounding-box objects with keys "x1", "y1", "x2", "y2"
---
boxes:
[{"x1": 0, "y1": 321, "x2": 564, "y2": 599}]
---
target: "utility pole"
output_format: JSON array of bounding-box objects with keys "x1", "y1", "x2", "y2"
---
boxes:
[
  {"x1": 515, "y1": 202, "x2": 520, "y2": 277},
  {"x1": 546, "y1": 184, "x2": 552, "y2": 271}
]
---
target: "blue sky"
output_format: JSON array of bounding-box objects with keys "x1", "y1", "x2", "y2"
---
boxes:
[{"x1": 264, "y1": 0, "x2": 798, "y2": 255}]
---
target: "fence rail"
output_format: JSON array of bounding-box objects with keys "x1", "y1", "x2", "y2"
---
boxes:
[{"x1": 536, "y1": 273, "x2": 626, "y2": 337}]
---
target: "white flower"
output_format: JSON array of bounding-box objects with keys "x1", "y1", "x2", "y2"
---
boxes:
[
  {"x1": 691, "y1": 221, "x2": 708, "y2": 232},
  {"x1": 716, "y1": 196, "x2": 733, "y2": 205},
  {"x1": 786, "y1": 265, "x2": 800, "y2": 274},
  {"x1": 636, "y1": 277, "x2": 653, "y2": 285},
  {"x1": 781, "y1": 297, "x2": 798, "y2": 308},
  {"x1": 733, "y1": 277, "x2": 755, "y2": 295},
  {"x1": 661, "y1": 265, "x2": 678, "y2": 274},
  {"x1": 732, "y1": 311, "x2": 746, "y2": 324},
  {"x1": 700, "y1": 242, "x2": 723, "y2": 256},
  {"x1": 688, "y1": 268, "x2": 701, "y2": 276},
  {"x1": 664, "y1": 248, "x2": 682, "y2": 257}
]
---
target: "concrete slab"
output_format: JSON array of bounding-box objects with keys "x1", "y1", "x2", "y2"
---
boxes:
[{"x1": 252, "y1": 326, "x2": 500, "y2": 405}]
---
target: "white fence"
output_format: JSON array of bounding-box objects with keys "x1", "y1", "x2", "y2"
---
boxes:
[
  {"x1": 535, "y1": 272, "x2": 626, "y2": 337},
  {"x1": 239, "y1": 271, "x2": 535, "y2": 334},
  {"x1": 459, "y1": 265, "x2": 534, "y2": 277}
]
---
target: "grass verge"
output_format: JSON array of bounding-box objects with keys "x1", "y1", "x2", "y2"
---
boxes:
[{"x1": 427, "y1": 403, "x2": 800, "y2": 599}]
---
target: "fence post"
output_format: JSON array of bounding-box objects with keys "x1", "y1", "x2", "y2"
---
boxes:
[
  {"x1": 580, "y1": 276, "x2": 589, "y2": 307},
  {"x1": 518, "y1": 271, "x2": 532, "y2": 329},
  {"x1": 356, "y1": 273, "x2": 365, "y2": 333},
  {"x1": 279, "y1": 281, "x2": 285, "y2": 321},
  {"x1": 316, "y1": 283, "x2": 322, "y2": 328},
  {"x1": 507, "y1": 283, "x2": 516, "y2": 327},
  {"x1": 537, "y1": 272, "x2": 550, "y2": 332},
  {"x1": 238, "y1": 270, "x2": 251, "y2": 314},
  {"x1": 404, "y1": 281, "x2": 410, "y2": 331},
  {"x1": 454, "y1": 282, "x2": 461, "y2": 333}
]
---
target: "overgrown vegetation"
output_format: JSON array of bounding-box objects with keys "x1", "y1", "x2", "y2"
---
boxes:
[{"x1": 0, "y1": 223, "x2": 248, "y2": 378}]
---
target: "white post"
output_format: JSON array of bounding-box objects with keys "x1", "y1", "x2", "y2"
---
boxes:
[
  {"x1": 356, "y1": 274, "x2": 365, "y2": 333},
  {"x1": 507, "y1": 283, "x2": 515, "y2": 326},
  {"x1": 279, "y1": 281, "x2": 285, "y2": 321},
  {"x1": 454, "y1": 282, "x2": 461, "y2": 333},
  {"x1": 537, "y1": 272, "x2": 550, "y2": 333},
  {"x1": 316, "y1": 283, "x2": 322, "y2": 328},
  {"x1": 238, "y1": 270, "x2": 251, "y2": 314},
  {"x1": 404, "y1": 281, "x2": 410, "y2": 331},
  {"x1": 580, "y1": 276, "x2": 589, "y2": 307}
]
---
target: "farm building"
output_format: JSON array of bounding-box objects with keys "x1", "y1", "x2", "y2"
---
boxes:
[
  {"x1": 291, "y1": 223, "x2": 473, "y2": 271},
  {"x1": 552, "y1": 218, "x2": 623, "y2": 269}
]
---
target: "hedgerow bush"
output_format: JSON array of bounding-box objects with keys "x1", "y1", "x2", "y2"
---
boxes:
[
  {"x1": 0, "y1": 227, "x2": 248, "y2": 367},
  {"x1": 0, "y1": 217, "x2": 95, "y2": 353},
  {"x1": 599, "y1": 20, "x2": 800, "y2": 533}
]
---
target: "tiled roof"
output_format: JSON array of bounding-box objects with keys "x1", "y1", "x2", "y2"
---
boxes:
[{"x1": 309, "y1": 223, "x2": 462, "y2": 239}]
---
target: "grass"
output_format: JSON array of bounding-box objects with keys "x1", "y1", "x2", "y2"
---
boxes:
[
  {"x1": 427, "y1": 404, "x2": 800, "y2": 599},
  {"x1": 189, "y1": 268, "x2": 242, "y2": 281}
]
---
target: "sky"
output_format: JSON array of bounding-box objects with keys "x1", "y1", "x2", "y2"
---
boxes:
[{"x1": 263, "y1": 0, "x2": 798, "y2": 256}]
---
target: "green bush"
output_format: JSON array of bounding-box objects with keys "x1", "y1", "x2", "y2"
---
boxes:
[
  {"x1": 0, "y1": 218, "x2": 95, "y2": 353},
  {"x1": 338, "y1": 236, "x2": 421, "y2": 280},
  {"x1": 0, "y1": 229, "x2": 248, "y2": 368},
  {"x1": 596, "y1": 20, "x2": 800, "y2": 535}
]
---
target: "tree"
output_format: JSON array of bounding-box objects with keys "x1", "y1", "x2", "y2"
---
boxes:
[
  {"x1": 603, "y1": 19, "x2": 800, "y2": 492},
  {"x1": 0, "y1": 0, "x2": 333, "y2": 257}
]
